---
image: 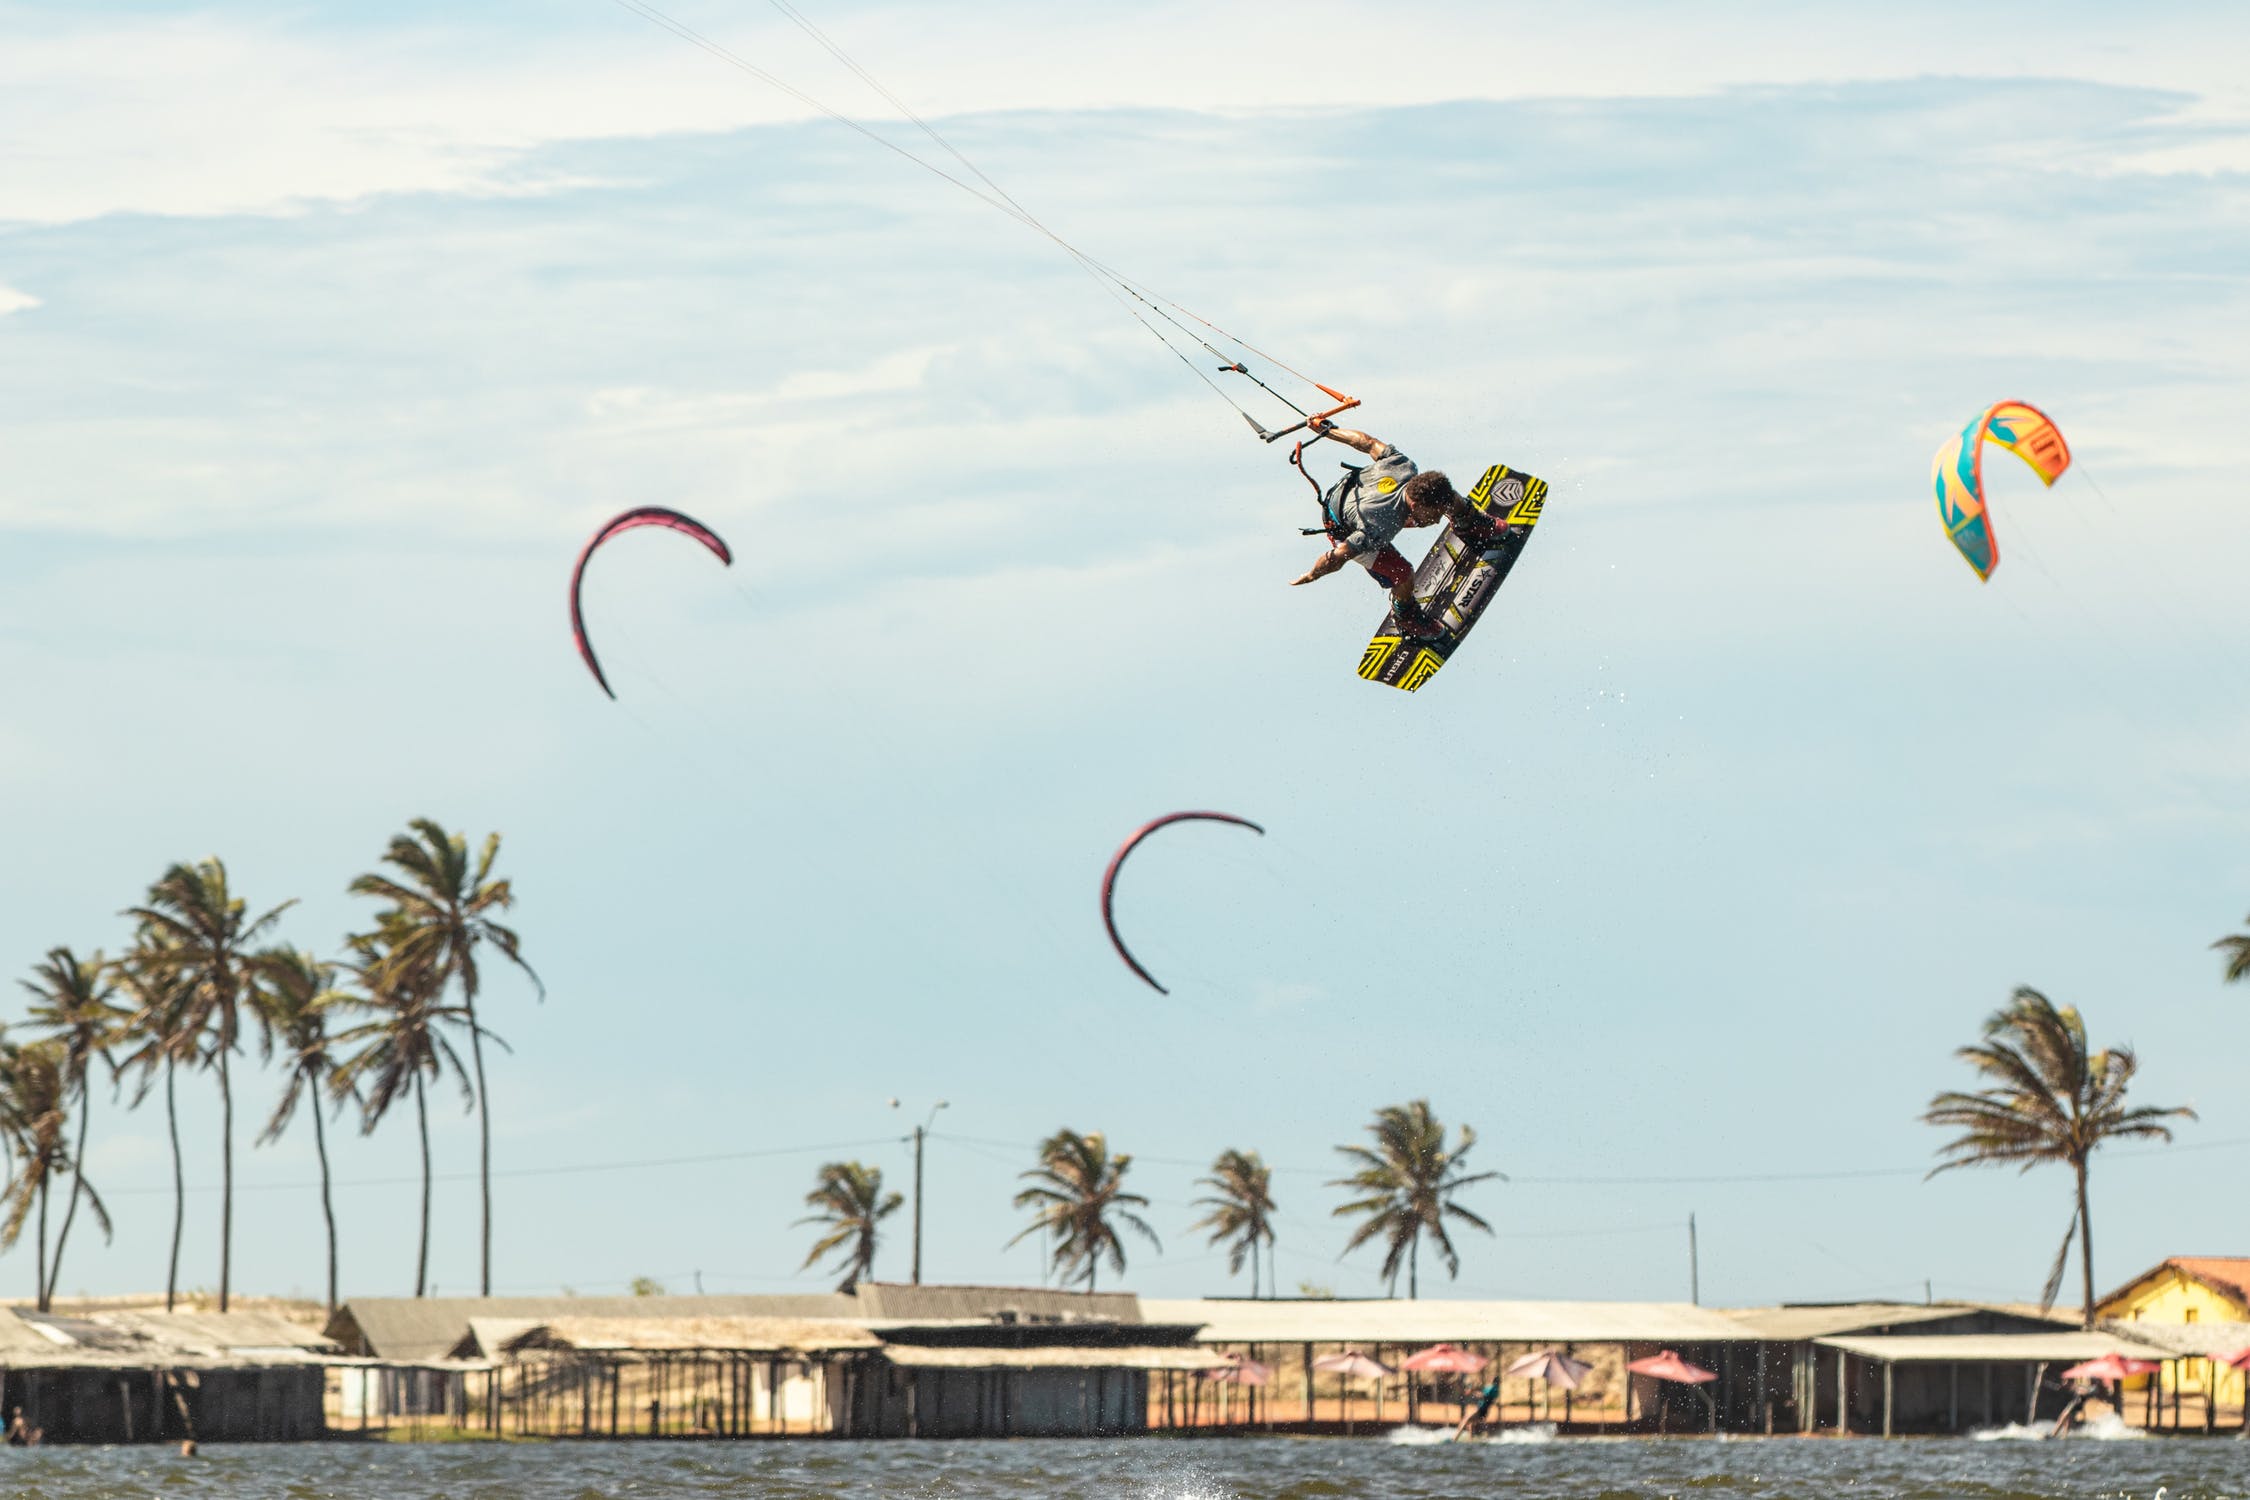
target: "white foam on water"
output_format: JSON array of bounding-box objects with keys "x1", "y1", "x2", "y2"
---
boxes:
[
  {"x1": 1489, "y1": 1422, "x2": 1559, "y2": 1444},
  {"x1": 1384, "y1": 1424, "x2": 1458, "y2": 1445},
  {"x1": 2071, "y1": 1410, "x2": 2148, "y2": 1441},
  {"x1": 1970, "y1": 1410, "x2": 2149, "y2": 1442}
]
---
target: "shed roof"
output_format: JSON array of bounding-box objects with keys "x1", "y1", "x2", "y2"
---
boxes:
[
  {"x1": 0, "y1": 1308, "x2": 339, "y2": 1369},
  {"x1": 329, "y1": 1294, "x2": 859, "y2": 1362},
  {"x1": 1141, "y1": 1298, "x2": 1758, "y2": 1346},
  {"x1": 1816, "y1": 1332, "x2": 2180, "y2": 1364},
  {"x1": 1721, "y1": 1303, "x2": 2070, "y2": 1341},
  {"x1": 2096, "y1": 1320, "x2": 2250, "y2": 1358},
  {"x1": 470, "y1": 1316, "x2": 883, "y2": 1358},
  {"x1": 853, "y1": 1283, "x2": 1141, "y2": 1324},
  {"x1": 880, "y1": 1343, "x2": 1227, "y2": 1371}
]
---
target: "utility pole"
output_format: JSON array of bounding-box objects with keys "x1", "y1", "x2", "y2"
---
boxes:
[
  {"x1": 890, "y1": 1099, "x2": 948, "y2": 1285},
  {"x1": 1689, "y1": 1213, "x2": 1700, "y2": 1305}
]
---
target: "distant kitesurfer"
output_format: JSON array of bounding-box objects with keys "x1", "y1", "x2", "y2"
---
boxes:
[
  {"x1": 1451, "y1": 1378, "x2": 1502, "y2": 1442},
  {"x1": 1289, "y1": 423, "x2": 1497, "y2": 637}
]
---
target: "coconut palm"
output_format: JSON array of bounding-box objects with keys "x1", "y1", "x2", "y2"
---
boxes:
[
  {"x1": 20, "y1": 948, "x2": 129, "y2": 1307},
  {"x1": 1009, "y1": 1129, "x2": 1159, "y2": 1293},
  {"x1": 0, "y1": 1042, "x2": 101, "y2": 1310},
  {"x1": 124, "y1": 858, "x2": 295, "y2": 1312},
  {"x1": 1189, "y1": 1148, "x2": 1278, "y2": 1298},
  {"x1": 795, "y1": 1161, "x2": 901, "y2": 1292},
  {"x1": 114, "y1": 928, "x2": 201, "y2": 1311},
  {"x1": 326, "y1": 921, "x2": 492, "y2": 1297},
  {"x1": 1925, "y1": 986, "x2": 2194, "y2": 1328},
  {"x1": 252, "y1": 947, "x2": 350, "y2": 1315},
  {"x1": 2216, "y1": 916, "x2": 2250, "y2": 987},
  {"x1": 350, "y1": 819, "x2": 538, "y2": 1298},
  {"x1": 1330, "y1": 1100, "x2": 1499, "y2": 1298}
]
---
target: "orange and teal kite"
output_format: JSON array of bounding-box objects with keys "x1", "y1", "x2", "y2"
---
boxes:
[{"x1": 1930, "y1": 400, "x2": 2072, "y2": 580}]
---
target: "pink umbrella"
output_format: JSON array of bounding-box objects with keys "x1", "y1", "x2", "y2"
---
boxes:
[
  {"x1": 2059, "y1": 1355, "x2": 2161, "y2": 1381},
  {"x1": 1505, "y1": 1349, "x2": 1593, "y2": 1390},
  {"x1": 1198, "y1": 1354, "x2": 1272, "y2": 1386},
  {"x1": 1626, "y1": 1350, "x2": 1716, "y2": 1384},
  {"x1": 1311, "y1": 1351, "x2": 1393, "y2": 1380},
  {"x1": 2219, "y1": 1348, "x2": 2250, "y2": 1373},
  {"x1": 1402, "y1": 1343, "x2": 1488, "y2": 1374}
]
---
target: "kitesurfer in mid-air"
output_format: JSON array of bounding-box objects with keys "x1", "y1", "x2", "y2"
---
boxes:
[{"x1": 1288, "y1": 422, "x2": 1494, "y2": 636}]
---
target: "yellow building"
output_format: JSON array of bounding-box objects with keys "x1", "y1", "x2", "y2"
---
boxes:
[{"x1": 2096, "y1": 1257, "x2": 2250, "y2": 1425}]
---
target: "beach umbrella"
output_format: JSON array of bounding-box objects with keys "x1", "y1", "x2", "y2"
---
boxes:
[
  {"x1": 2058, "y1": 1354, "x2": 2161, "y2": 1381},
  {"x1": 2219, "y1": 1348, "x2": 2250, "y2": 1372},
  {"x1": 1198, "y1": 1354, "x2": 1272, "y2": 1386},
  {"x1": 1402, "y1": 1343, "x2": 1488, "y2": 1374},
  {"x1": 1505, "y1": 1349, "x2": 1593, "y2": 1389},
  {"x1": 1311, "y1": 1351, "x2": 1393, "y2": 1380},
  {"x1": 1625, "y1": 1350, "x2": 1716, "y2": 1384}
]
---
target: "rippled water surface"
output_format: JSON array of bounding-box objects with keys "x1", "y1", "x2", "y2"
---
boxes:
[{"x1": 2, "y1": 1435, "x2": 2245, "y2": 1500}]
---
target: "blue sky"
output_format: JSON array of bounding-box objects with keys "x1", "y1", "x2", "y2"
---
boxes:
[{"x1": 0, "y1": 2, "x2": 2246, "y2": 1309}]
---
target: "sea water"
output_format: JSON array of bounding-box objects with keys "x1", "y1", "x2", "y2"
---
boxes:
[{"x1": 0, "y1": 1432, "x2": 2241, "y2": 1499}]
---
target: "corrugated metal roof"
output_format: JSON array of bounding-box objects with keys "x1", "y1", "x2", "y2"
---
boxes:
[
  {"x1": 1816, "y1": 1332, "x2": 2180, "y2": 1363},
  {"x1": 476, "y1": 1316, "x2": 882, "y2": 1357},
  {"x1": 880, "y1": 1344, "x2": 1226, "y2": 1371},
  {"x1": 854, "y1": 1283, "x2": 1142, "y2": 1324},
  {"x1": 1721, "y1": 1303, "x2": 2058, "y2": 1341},
  {"x1": 331, "y1": 1294, "x2": 859, "y2": 1362},
  {"x1": 0, "y1": 1309, "x2": 338, "y2": 1369},
  {"x1": 1141, "y1": 1299, "x2": 1759, "y2": 1345}
]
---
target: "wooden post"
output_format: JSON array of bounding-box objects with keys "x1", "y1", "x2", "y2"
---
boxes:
[
  {"x1": 1882, "y1": 1360, "x2": 1893, "y2": 1438},
  {"x1": 1304, "y1": 1345, "x2": 1314, "y2": 1426},
  {"x1": 1755, "y1": 1343, "x2": 1767, "y2": 1435},
  {"x1": 1837, "y1": 1353, "x2": 1849, "y2": 1435},
  {"x1": 1983, "y1": 1362, "x2": 1993, "y2": 1428},
  {"x1": 1949, "y1": 1363, "x2": 1959, "y2": 1433}
]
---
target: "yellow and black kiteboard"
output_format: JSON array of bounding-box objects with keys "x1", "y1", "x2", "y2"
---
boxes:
[{"x1": 1357, "y1": 463, "x2": 1546, "y2": 693}]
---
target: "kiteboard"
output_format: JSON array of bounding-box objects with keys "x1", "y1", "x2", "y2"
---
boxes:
[{"x1": 1357, "y1": 462, "x2": 1546, "y2": 692}]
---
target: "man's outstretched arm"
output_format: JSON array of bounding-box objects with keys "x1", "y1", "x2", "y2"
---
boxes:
[
  {"x1": 1292, "y1": 539, "x2": 1356, "y2": 586},
  {"x1": 1311, "y1": 422, "x2": 1392, "y2": 459}
]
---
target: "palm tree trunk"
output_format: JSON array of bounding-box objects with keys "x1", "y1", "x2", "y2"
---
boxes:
[
  {"x1": 45, "y1": 1088, "x2": 92, "y2": 1307},
  {"x1": 35, "y1": 1175, "x2": 50, "y2": 1314},
  {"x1": 1409, "y1": 1233, "x2": 1420, "y2": 1300},
  {"x1": 166, "y1": 1056, "x2": 184, "y2": 1313},
  {"x1": 414, "y1": 1068, "x2": 432, "y2": 1298},
  {"x1": 310, "y1": 1071, "x2": 339, "y2": 1316},
  {"x1": 165, "y1": 1058, "x2": 184, "y2": 1313},
  {"x1": 2076, "y1": 1159, "x2": 2096, "y2": 1330},
  {"x1": 464, "y1": 990, "x2": 492, "y2": 1298},
  {"x1": 218, "y1": 1042, "x2": 234, "y2": 1313}
]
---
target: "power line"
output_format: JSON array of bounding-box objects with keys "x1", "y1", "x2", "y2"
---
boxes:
[{"x1": 102, "y1": 1134, "x2": 901, "y2": 1199}]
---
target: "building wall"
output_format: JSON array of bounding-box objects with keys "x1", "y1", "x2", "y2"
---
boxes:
[
  {"x1": 836, "y1": 1362, "x2": 1147, "y2": 1438},
  {"x1": 2101, "y1": 1266, "x2": 2249, "y2": 1410}
]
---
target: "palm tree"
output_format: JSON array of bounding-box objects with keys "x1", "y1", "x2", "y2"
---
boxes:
[
  {"x1": 20, "y1": 948, "x2": 129, "y2": 1308},
  {"x1": 1009, "y1": 1129, "x2": 1159, "y2": 1293},
  {"x1": 0, "y1": 1043, "x2": 102, "y2": 1311},
  {"x1": 125, "y1": 858, "x2": 295, "y2": 1312},
  {"x1": 2216, "y1": 916, "x2": 2250, "y2": 987},
  {"x1": 252, "y1": 947, "x2": 349, "y2": 1315},
  {"x1": 1330, "y1": 1100, "x2": 1499, "y2": 1298},
  {"x1": 795, "y1": 1161, "x2": 901, "y2": 1292},
  {"x1": 327, "y1": 921, "x2": 490, "y2": 1297},
  {"x1": 350, "y1": 819, "x2": 538, "y2": 1298},
  {"x1": 1925, "y1": 986, "x2": 2195, "y2": 1328},
  {"x1": 1189, "y1": 1149, "x2": 1277, "y2": 1298},
  {"x1": 114, "y1": 928, "x2": 201, "y2": 1311}
]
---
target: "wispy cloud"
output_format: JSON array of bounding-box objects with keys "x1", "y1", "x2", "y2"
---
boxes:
[{"x1": 0, "y1": 284, "x2": 37, "y2": 316}]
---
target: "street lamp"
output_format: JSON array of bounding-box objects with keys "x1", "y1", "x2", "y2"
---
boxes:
[{"x1": 889, "y1": 1098, "x2": 948, "y2": 1285}]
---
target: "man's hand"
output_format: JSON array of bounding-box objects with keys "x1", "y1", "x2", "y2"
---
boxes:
[{"x1": 1292, "y1": 539, "x2": 1355, "y2": 585}]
